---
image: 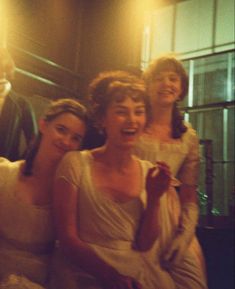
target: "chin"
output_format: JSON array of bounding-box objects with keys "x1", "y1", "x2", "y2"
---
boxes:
[
  {"x1": 52, "y1": 150, "x2": 66, "y2": 161},
  {"x1": 121, "y1": 141, "x2": 136, "y2": 150}
]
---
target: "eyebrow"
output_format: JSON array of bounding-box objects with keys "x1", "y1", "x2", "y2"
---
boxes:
[{"x1": 57, "y1": 124, "x2": 84, "y2": 138}]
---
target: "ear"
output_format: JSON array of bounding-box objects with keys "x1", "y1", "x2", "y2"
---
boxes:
[{"x1": 38, "y1": 119, "x2": 47, "y2": 134}]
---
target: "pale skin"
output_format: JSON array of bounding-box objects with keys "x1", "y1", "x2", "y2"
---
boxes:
[
  {"x1": 15, "y1": 112, "x2": 86, "y2": 207},
  {"x1": 53, "y1": 96, "x2": 172, "y2": 289}
]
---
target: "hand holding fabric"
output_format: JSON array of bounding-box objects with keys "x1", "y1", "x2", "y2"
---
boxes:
[{"x1": 161, "y1": 202, "x2": 199, "y2": 268}]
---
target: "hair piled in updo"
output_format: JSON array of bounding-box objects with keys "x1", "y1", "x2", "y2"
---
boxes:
[
  {"x1": 23, "y1": 98, "x2": 88, "y2": 176},
  {"x1": 88, "y1": 70, "x2": 150, "y2": 128},
  {"x1": 143, "y1": 54, "x2": 188, "y2": 138}
]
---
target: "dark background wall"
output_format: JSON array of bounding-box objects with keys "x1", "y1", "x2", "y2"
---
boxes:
[
  {"x1": 5, "y1": 0, "x2": 84, "y2": 98},
  {"x1": 78, "y1": 0, "x2": 180, "y2": 95},
  {"x1": 4, "y1": 0, "x2": 179, "y2": 98}
]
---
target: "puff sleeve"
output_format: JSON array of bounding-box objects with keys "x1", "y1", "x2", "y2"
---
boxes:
[{"x1": 55, "y1": 151, "x2": 82, "y2": 188}]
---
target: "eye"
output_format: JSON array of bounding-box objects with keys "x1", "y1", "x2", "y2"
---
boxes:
[
  {"x1": 115, "y1": 109, "x2": 126, "y2": 115},
  {"x1": 170, "y1": 77, "x2": 178, "y2": 82},
  {"x1": 169, "y1": 74, "x2": 181, "y2": 82},
  {"x1": 56, "y1": 125, "x2": 67, "y2": 134},
  {"x1": 135, "y1": 108, "x2": 146, "y2": 115},
  {"x1": 155, "y1": 75, "x2": 163, "y2": 82}
]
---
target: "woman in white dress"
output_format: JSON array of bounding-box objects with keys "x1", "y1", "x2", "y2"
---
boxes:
[
  {"x1": 0, "y1": 98, "x2": 87, "y2": 289},
  {"x1": 134, "y1": 54, "x2": 206, "y2": 276},
  {"x1": 52, "y1": 71, "x2": 208, "y2": 289}
]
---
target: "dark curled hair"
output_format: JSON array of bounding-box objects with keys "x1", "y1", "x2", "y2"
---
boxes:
[
  {"x1": 23, "y1": 98, "x2": 88, "y2": 176},
  {"x1": 143, "y1": 54, "x2": 188, "y2": 138},
  {"x1": 88, "y1": 70, "x2": 151, "y2": 129}
]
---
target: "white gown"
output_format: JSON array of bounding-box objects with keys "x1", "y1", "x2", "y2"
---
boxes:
[
  {"x1": 51, "y1": 150, "x2": 207, "y2": 289},
  {"x1": 134, "y1": 124, "x2": 207, "y2": 282},
  {"x1": 0, "y1": 158, "x2": 55, "y2": 288}
]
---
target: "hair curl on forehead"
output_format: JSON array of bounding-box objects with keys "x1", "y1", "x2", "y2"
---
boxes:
[
  {"x1": 143, "y1": 54, "x2": 189, "y2": 101},
  {"x1": 106, "y1": 80, "x2": 146, "y2": 102},
  {"x1": 88, "y1": 70, "x2": 150, "y2": 125}
]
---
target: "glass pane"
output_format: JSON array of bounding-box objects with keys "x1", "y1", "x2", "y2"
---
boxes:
[
  {"x1": 188, "y1": 110, "x2": 230, "y2": 216},
  {"x1": 213, "y1": 163, "x2": 226, "y2": 215},
  {"x1": 193, "y1": 54, "x2": 228, "y2": 105},
  {"x1": 198, "y1": 152, "x2": 208, "y2": 216},
  {"x1": 216, "y1": 0, "x2": 235, "y2": 46},
  {"x1": 227, "y1": 107, "x2": 235, "y2": 161},
  {"x1": 188, "y1": 109, "x2": 224, "y2": 160}
]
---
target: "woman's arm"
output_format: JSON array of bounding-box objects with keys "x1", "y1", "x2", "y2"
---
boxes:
[
  {"x1": 161, "y1": 130, "x2": 200, "y2": 268},
  {"x1": 178, "y1": 129, "x2": 200, "y2": 237},
  {"x1": 178, "y1": 127, "x2": 200, "y2": 204}
]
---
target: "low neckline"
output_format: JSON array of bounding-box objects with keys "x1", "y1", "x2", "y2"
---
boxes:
[{"x1": 83, "y1": 150, "x2": 145, "y2": 205}]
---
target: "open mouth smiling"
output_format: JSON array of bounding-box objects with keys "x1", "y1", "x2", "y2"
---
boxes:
[{"x1": 121, "y1": 128, "x2": 138, "y2": 136}]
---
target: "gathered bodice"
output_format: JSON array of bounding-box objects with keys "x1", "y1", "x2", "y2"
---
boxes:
[
  {"x1": 0, "y1": 157, "x2": 55, "y2": 253},
  {"x1": 134, "y1": 125, "x2": 200, "y2": 186}
]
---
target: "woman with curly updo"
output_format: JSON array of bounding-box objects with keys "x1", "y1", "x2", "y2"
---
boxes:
[{"x1": 52, "y1": 70, "x2": 207, "y2": 289}]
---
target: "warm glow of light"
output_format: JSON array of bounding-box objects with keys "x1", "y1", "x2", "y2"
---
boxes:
[
  {"x1": 132, "y1": 0, "x2": 156, "y2": 12},
  {"x1": 0, "y1": 0, "x2": 7, "y2": 47}
]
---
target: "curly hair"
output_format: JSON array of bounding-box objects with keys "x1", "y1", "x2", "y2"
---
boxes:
[
  {"x1": 23, "y1": 98, "x2": 88, "y2": 176},
  {"x1": 143, "y1": 55, "x2": 188, "y2": 138},
  {"x1": 88, "y1": 70, "x2": 150, "y2": 128}
]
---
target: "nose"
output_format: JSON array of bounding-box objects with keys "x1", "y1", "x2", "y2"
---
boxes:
[
  {"x1": 61, "y1": 135, "x2": 74, "y2": 148},
  {"x1": 126, "y1": 111, "x2": 136, "y2": 123},
  {"x1": 162, "y1": 77, "x2": 172, "y2": 86}
]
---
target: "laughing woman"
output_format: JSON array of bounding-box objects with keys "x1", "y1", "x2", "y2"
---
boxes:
[{"x1": 52, "y1": 71, "x2": 208, "y2": 289}]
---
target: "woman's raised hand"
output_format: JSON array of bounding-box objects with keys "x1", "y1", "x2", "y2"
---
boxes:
[{"x1": 146, "y1": 162, "x2": 171, "y2": 203}]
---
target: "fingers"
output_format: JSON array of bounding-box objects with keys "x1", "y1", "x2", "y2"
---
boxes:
[
  {"x1": 146, "y1": 166, "x2": 157, "y2": 179},
  {"x1": 156, "y1": 162, "x2": 171, "y2": 176},
  {"x1": 146, "y1": 164, "x2": 171, "y2": 196},
  {"x1": 147, "y1": 163, "x2": 171, "y2": 179}
]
